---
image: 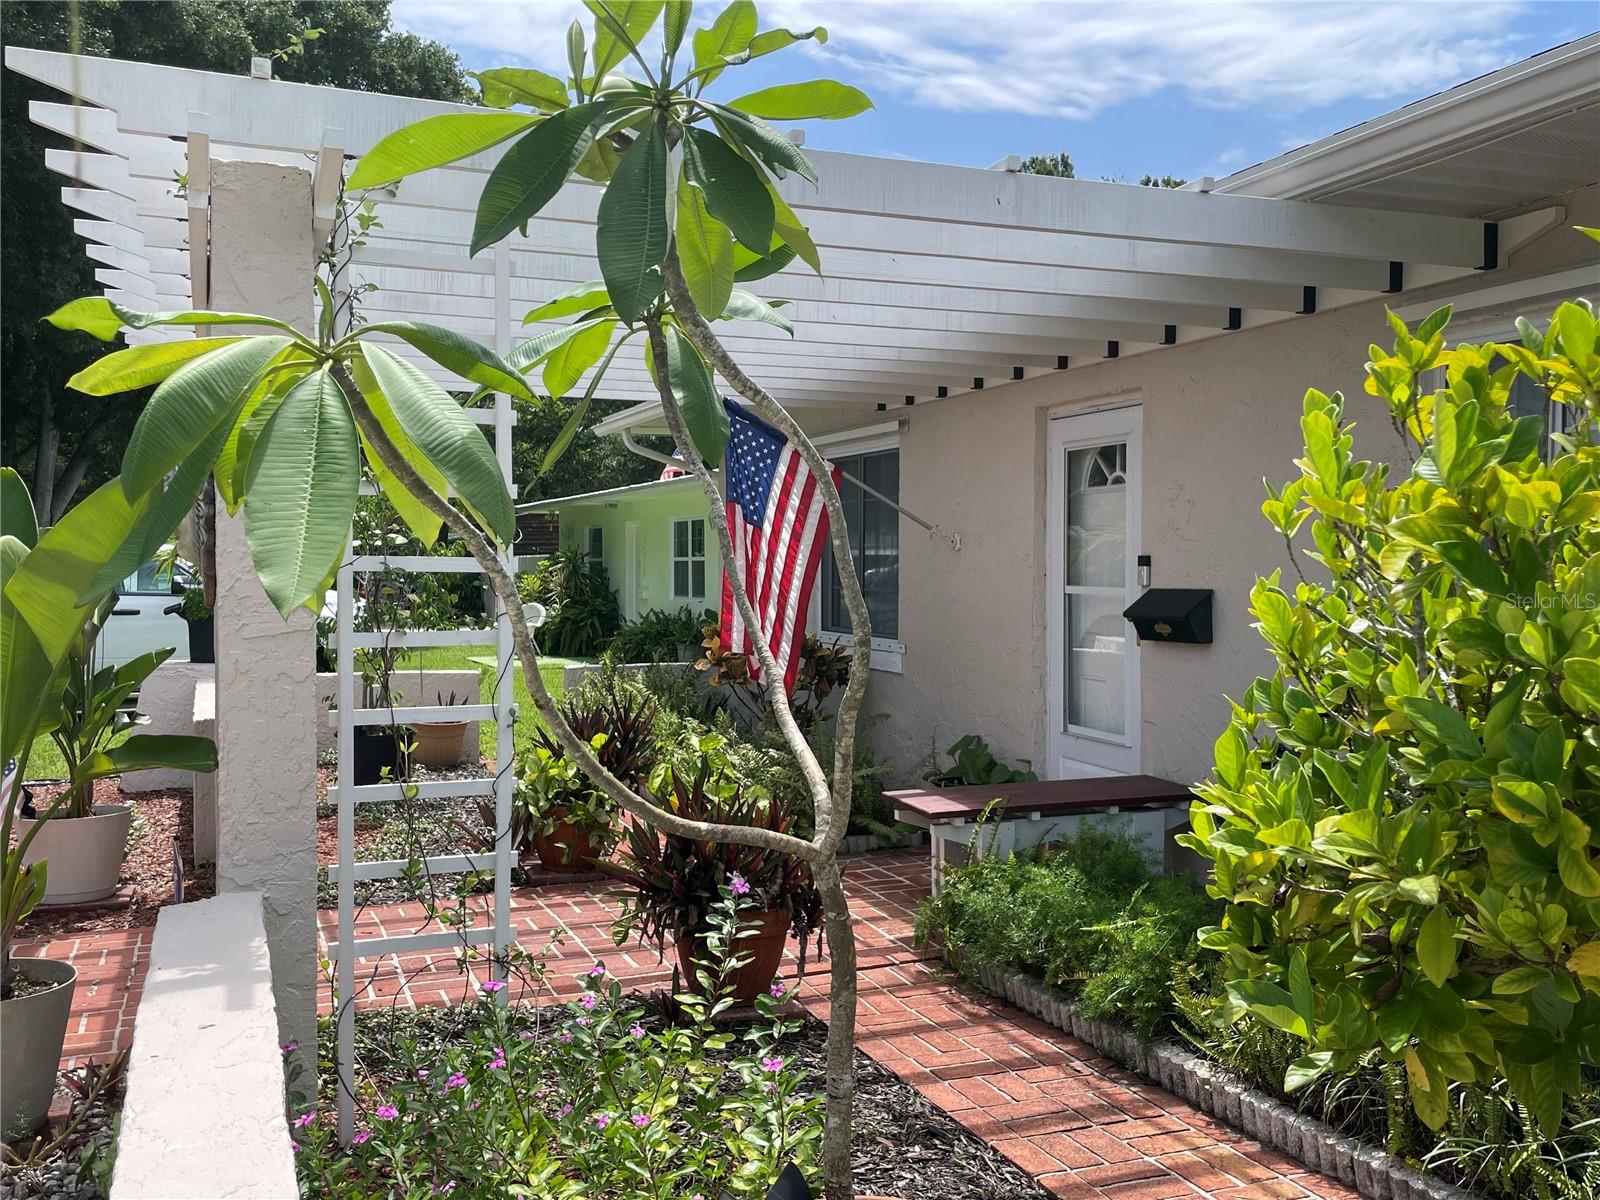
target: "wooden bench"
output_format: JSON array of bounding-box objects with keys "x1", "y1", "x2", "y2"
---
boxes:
[{"x1": 886, "y1": 775, "x2": 1195, "y2": 892}]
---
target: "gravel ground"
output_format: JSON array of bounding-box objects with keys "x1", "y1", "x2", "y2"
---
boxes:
[
  {"x1": 316, "y1": 761, "x2": 503, "y2": 908},
  {"x1": 0, "y1": 1059, "x2": 125, "y2": 1200}
]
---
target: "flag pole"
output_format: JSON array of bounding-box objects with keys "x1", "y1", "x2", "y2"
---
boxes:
[{"x1": 613, "y1": 428, "x2": 961, "y2": 549}]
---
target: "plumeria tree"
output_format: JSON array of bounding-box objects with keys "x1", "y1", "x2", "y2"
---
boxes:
[{"x1": 38, "y1": 2, "x2": 876, "y2": 1194}]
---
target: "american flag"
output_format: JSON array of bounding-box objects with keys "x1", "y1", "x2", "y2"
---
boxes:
[{"x1": 720, "y1": 399, "x2": 840, "y2": 694}]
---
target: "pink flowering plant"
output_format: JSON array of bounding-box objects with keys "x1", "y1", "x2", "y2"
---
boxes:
[{"x1": 293, "y1": 886, "x2": 822, "y2": 1198}]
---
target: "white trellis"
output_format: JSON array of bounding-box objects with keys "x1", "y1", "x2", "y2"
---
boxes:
[{"x1": 325, "y1": 236, "x2": 520, "y2": 1141}]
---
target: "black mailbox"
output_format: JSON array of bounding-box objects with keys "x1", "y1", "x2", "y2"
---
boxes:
[{"x1": 1122, "y1": 588, "x2": 1212, "y2": 644}]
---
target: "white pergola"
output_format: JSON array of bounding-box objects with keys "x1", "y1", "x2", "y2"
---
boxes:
[{"x1": 7, "y1": 46, "x2": 1565, "y2": 428}]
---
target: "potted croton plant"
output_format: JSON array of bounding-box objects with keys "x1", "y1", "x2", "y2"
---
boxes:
[
  {"x1": 608, "y1": 737, "x2": 823, "y2": 1006},
  {"x1": 502, "y1": 678, "x2": 655, "y2": 871}
]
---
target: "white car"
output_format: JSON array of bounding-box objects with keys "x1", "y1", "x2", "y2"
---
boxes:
[{"x1": 97, "y1": 560, "x2": 195, "y2": 669}]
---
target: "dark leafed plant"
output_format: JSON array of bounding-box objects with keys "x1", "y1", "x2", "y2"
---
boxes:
[
  {"x1": 604, "y1": 753, "x2": 822, "y2": 960},
  {"x1": 1184, "y1": 299, "x2": 1600, "y2": 1138},
  {"x1": 46, "y1": 4, "x2": 876, "y2": 1191},
  {"x1": 536, "y1": 676, "x2": 657, "y2": 789}
]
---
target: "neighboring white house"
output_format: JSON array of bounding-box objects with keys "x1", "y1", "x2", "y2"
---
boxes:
[{"x1": 11, "y1": 33, "x2": 1598, "y2": 795}]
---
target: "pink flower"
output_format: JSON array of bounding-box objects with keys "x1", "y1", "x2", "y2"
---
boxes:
[
  {"x1": 556, "y1": 1103, "x2": 572, "y2": 1118},
  {"x1": 351, "y1": 1129, "x2": 371, "y2": 1145},
  {"x1": 446, "y1": 1072, "x2": 467, "y2": 1091},
  {"x1": 730, "y1": 873, "x2": 751, "y2": 896},
  {"x1": 577, "y1": 1017, "x2": 591, "y2": 1027},
  {"x1": 479, "y1": 979, "x2": 507, "y2": 994},
  {"x1": 631, "y1": 1113, "x2": 650, "y2": 1128},
  {"x1": 558, "y1": 1031, "x2": 573, "y2": 1045},
  {"x1": 375, "y1": 1105, "x2": 399, "y2": 1120},
  {"x1": 594, "y1": 1112, "x2": 612, "y2": 1130},
  {"x1": 281, "y1": 1041, "x2": 299, "y2": 1053},
  {"x1": 291, "y1": 1141, "x2": 300, "y2": 1152},
  {"x1": 488, "y1": 1047, "x2": 506, "y2": 1070},
  {"x1": 629, "y1": 1024, "x2": 646, "y2": 1039},
  {"x1": 587, "y1": 963, "x2": 606, "y2": 978},
  {"x1": 579, "y1": 993, "x2": 598, "y2": 1010},
  {"x1": 761, "y1": 1056, "x2": 785, "y2": 1073},
  {"x1": 769, "y1": 981, "x2": 787, "y2": 998},
  {"x1": 416, "y1": 1068, "x2": 429, "y2": 1079},
  {"x1": 293, "y1": 1111, "x2": 317, "y2": 1129}
]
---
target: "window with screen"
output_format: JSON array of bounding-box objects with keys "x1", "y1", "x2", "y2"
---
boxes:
[
  {"x1": 585, "y1": 526, "x2": 603, "y2": 570},
  {"x1": 820, "y1": 450, "x2": 899, "y2": 639}
]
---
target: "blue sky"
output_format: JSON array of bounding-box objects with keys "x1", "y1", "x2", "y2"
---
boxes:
[{"x1": 392, "y1": 1, "x2": 1599, "y2": 182}]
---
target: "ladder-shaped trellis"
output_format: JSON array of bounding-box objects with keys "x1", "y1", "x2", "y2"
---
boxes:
[{"x1": 327, "y1": 241, "x2": 520, "y2": 1142}]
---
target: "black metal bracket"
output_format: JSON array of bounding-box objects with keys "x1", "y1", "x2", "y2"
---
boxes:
[
  {"x1": 972, "y1": 377, "x2": 984, "y2": 390},
  {"x1": 1056, "y1": 355, "x2": 1070, "y2": 370},
  {"x1": 1162, "y1": 324, "x2": 1178, "y2": 345},
  {"x1": 1481, "y1": 223, "x2": 1499, "y2": 271},
  {"x1": 1012, "y1": 366, "x2": 1025, "y2": 381},
  {"x1": 1298, "y1": 286, "x2": 1317, "y2": 315},
  {"x1": 1105, "y1": 340, "x2": 1120, "y2": 358},
  {"x1": 936, "y1": 385, "x2": 948, "y2": 399},
  {"x1": 1226, "y1": 307, "x2": 1242, "y2": 331},
  {"x1": 1385, "y1": 261, "x2": 1404, "y2": 293},
  {"x1": 904, "y1": 395, "x2": 915, "y2": 406}
]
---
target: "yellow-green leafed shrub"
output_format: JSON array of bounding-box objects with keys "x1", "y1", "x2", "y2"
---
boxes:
[{"x1": 1182, "y1": 298, "x2": 1600, "y2": 1136}]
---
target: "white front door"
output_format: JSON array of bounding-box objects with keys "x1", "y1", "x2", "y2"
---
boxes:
[{"x1": 1046, "y1": 406, "x2": 1142, "y2": 778}]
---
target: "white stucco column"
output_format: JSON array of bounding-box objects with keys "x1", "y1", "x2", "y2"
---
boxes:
[{"x1": 208, "y1": 159, "x2": 318, "y2": 1058}]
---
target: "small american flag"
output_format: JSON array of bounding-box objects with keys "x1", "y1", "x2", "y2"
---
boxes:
[{"x1": 720, "y1": 399, "x2": 839, "y2": 694}]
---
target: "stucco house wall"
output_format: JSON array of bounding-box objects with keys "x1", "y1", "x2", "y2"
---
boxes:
[
  {"x1": 863, "y1": 196, "x2": 1598, "y2": 787},
  {"x1": 549, "y1": 480, "x2": 724, "y2": 623}
]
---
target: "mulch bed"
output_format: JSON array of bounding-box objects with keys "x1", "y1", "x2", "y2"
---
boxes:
[
  {"x1": 15, "y1": 780, "x2": 213, "y2": 939},
  {"x1": 335, "y1": 1004, "x2": 1048, "y2": 1200}
]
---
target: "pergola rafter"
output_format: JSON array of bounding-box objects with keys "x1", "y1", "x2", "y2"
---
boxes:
[{"x1": 8, "y1": 44, "x2": 1556, "y2": 420}]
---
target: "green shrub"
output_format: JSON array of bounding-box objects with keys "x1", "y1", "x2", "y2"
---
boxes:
[
  {"x1": 520, "y1": 547, "x2": 621, "y2": 657},
  {"x1": 608, "y1": 605, "x2": 712, "y2": 663},
  {"x1": 1184, "y1": 300, "x2": 1600, "y2": 1136},
  {"x1": 917, "y1": 826, "x2": 1219, "y2": 1038}
]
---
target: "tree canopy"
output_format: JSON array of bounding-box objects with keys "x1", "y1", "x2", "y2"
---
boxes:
[{"x1": 1, "y1": 0, "x2": 470, "y2": 521}]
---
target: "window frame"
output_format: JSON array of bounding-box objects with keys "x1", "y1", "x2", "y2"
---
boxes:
[
  {"x1": 584, "y1": 525, "x2": 604, "y2": 571},
  {"x1": 670, "y1": 516, "x2": 707, "y2": 601},
  {"x1": 809, "y1": 424, "x2": 904, "y2": 673}
]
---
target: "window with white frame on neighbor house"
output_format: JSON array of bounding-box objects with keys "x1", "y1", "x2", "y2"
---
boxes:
[
  {"x1": 671, "y1": 517, "x2": 706, "y2": 600},
  {"x1": 820, "y1": 450, "x2": 899, "y2": 639},
  {"x1": 584, "y1": 526, "x2": 603, "y2": 570}
]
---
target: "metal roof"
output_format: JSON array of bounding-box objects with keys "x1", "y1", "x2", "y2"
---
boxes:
[
  {"x1": 7, "y1": 42, "x2": 1591, "y2": 434},
  {"x1": 517, "y1": 475, "x2": 699, "y2": 513}
]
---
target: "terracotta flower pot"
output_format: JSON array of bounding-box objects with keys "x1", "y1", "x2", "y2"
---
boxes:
[
  {"x1": 1, "y1": 958, "x2": 76, "y2": 1133},
  {"x1": 16, "y1": 803, "x2": 133, "y2": 905},
  {"x1": 675, "y1": 908, "x2": 790, "y2": 1005},
  {"x1": 412, "y1": 720, "x2": 470, "y2": 767},
  {"x1": 532, "y1": 807, "x2": 606, "y2": 871}
]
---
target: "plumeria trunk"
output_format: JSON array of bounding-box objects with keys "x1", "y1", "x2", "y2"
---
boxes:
[{"x1": 337, "y1": 360, "x2": 873, "y2": 1198}]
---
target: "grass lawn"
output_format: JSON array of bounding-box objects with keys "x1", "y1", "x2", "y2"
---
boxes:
[{"x1": 23, "y1": 648, "x2": 580, "y2": 780}]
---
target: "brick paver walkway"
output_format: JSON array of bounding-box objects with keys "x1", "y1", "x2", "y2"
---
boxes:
[{"x1": 15, "y1": 851, "x2": 1356, "y2": 1199}]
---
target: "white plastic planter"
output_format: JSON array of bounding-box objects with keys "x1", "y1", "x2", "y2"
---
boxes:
[{"x1": 18, "y1": 802, "x2": 133, "y2": 904}]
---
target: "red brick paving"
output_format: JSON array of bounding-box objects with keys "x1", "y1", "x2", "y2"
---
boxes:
[{"x1": 13, "y1": 851, "x2": 1357, "y2": 1199}]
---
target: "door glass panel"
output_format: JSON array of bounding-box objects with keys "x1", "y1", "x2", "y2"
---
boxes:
[
  {"x1": 1065, "y1": 593, "x2": 1126, "y2": 735},
  {"x1": 1066, "y1": 445, "x2": 1126, "y2": 587}
]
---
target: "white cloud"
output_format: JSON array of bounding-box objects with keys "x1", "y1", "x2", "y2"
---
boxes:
[{"x1": 392, "y1": 0, "x2": 1535, "y2": 119}]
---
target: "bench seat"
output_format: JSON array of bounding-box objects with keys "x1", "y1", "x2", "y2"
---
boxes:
[{"x1": 886, "y1": 775, "x2": 1195, "y2": 891}]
